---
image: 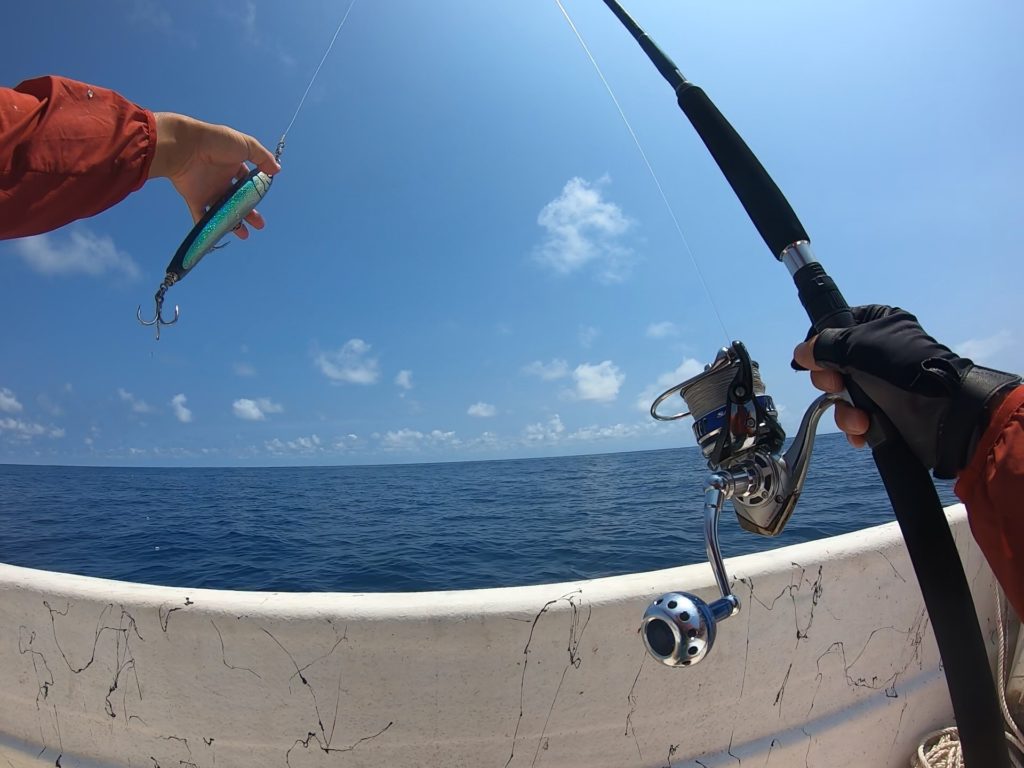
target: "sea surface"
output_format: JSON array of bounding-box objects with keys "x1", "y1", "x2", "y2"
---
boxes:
[{"x1": 0, "y1": 433, "x2": 958, "y2": 592}]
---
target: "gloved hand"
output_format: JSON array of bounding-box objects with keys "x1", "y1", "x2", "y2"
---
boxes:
[{"x1": 793, "y1": 305, "x2": 1020, "y2": 478}]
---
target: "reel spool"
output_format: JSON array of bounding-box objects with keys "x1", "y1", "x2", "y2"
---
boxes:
[{"x1": 651, "y1": 341, "x2": 783, "y2": 469}]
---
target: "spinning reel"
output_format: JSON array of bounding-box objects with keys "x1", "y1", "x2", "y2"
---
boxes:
[{"x1": 642, "y1": 341, "x2": 840, "y2": 666}]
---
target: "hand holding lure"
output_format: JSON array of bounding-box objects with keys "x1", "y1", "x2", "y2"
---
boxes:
[{"x1": 138, "y1": 0, "x2": 357, "y2": 340}]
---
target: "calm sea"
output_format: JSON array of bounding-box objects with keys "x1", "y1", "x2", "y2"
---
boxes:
[{"x1": 0, "y1": 433, "x2": 958, "y2": 592}]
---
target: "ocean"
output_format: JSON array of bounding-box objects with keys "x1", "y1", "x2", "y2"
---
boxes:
[{"x1": 0, "y1": 433, "x2": 958, "y2": 592}]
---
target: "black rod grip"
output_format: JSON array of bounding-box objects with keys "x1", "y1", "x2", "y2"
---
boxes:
[
  {"x1": 676, "y1": 84, "x2": 808, "y2": 256},
  {"x1": 793, "y1": 261, "x2": 891, "y2": 448},
  {"x1": 792, "y1": 262, "x2": 854, "y2": 333}
]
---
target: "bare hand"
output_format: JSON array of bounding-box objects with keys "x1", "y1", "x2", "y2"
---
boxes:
[
  {"x1": 793, "y1": 337, "x2": 871, "y2": 449},
  {"x1": 149, "y1": 112, "x2": 281, "y2": 239}
]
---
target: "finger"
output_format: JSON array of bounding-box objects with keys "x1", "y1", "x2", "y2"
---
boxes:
[
  {"x1": 846, "y1": 432, "x2": 867, "y2": 449},
  {"x1": 232, "y1": 222, "x2": 250, "y2": 240},
  {"x1": 244, "y1": 209, "x2": 266, "y2": 230},
  {"x1": 793, "y1": 337, "x2": 829, "y2": 371},
  {"x1": 834, "y1": 401, "x2": 870, "y2": 436},
  {"x1": 186, "y1": 199, "x2": 205, "y2": 224},
  {"x1": 244, "y1": 133, "x2": 281, "y2": 176},
  {"x1": 809, "y1": 368, "x2": 845, "y2": 394},
  {"x1": 234, "y1": 162, "x2": 251, "y2": 183}
]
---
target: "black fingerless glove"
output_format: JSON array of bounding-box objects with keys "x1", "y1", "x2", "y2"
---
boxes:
[{"x1": 804, "y1": 305, "x2": 1020, "y2": 479}]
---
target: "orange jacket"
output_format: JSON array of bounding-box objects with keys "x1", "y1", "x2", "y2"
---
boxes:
[
  {"x1": 955, "y1": 385, "x2": 1024, "y2": 616},
  {"x1": 1, "y1": 75, "x2": 1021, "y2": 616},
  {"x1": 0, "y1": 75, "x2": 154, "y2": 239}
]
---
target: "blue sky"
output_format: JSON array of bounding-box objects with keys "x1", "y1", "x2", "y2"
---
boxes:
[{"x1": 1, "y1": 0, "x2": 1021, "y2": 467}]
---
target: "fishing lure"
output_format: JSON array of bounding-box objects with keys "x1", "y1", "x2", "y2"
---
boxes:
[
  {"x1": 138, "y1": 0, "x2": 356, "y2": 340},
  {"x1": 137, "y1": 158, "x2": 277, "y2": 339}
]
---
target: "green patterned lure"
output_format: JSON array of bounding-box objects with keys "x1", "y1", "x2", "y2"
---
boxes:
[
  {"x1": 179, "y1": 169, "x2": 273, "y2": 275},
  {"x1": 136, "y1": 166, "x2": 275, "y2": 340}
]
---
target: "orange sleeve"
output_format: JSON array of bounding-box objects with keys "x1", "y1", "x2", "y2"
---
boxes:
[
  {"x1": 0, "y1": 75, "x2": 156, "y2": 239},
  {"x1": 955, "y1": 384, "x2": 1024, "y2": 618}
]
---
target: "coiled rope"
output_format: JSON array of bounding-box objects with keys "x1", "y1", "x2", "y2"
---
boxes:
[{"x1": 911, "y1": 587, "x2": 1024, "y2": 767}]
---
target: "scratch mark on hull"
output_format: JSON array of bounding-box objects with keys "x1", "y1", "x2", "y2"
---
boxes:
[{"x1": 210, "y1": 620, "x2": 261, "y2": 679}]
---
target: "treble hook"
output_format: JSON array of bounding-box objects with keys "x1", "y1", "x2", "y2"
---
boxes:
[{"x1": 136, "y1": 277, "x2": 179, "y2": 341}]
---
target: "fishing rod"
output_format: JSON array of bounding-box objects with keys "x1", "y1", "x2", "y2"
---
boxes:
[
  {"x1": 592, "y1": 1, "x2": 1009, "y2": 765},
  {"x1": 137, "y1": 0, "x2": 358, "y2": 340}
]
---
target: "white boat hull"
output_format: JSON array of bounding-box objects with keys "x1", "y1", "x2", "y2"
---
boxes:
[{"x1": 0, "y1": 504, "x2": 1006, "y2": 767}]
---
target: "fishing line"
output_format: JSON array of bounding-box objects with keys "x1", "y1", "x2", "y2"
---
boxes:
[
  {"x1": 553, "y1": 0, "x2": 730, "y2": 343},
  {"x1": 277, "y1": 0, "x2": 358, "y2": 157}
]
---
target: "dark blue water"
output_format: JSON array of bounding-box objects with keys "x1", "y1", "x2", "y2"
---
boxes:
[{"x1": 0, "y1": 434, "x2": 958, "y2": 592}]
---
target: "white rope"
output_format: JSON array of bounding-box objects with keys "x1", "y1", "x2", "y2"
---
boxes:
[
  {"x1": 910, "y1": 586, "x2": 1024, "y2": 767},
  {"x1": 912, "y1": 728, "x2": 964, "y2": 768},
  {"x1": 997, "y1": 585, "x2": 1024, "y2": 749}
]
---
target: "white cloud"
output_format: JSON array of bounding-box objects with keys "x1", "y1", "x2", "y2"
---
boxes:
[
  {"x1": 12, "y1": 229, "x2": 139, "y2": 278},
  {"x1": 380, "y1": 428, "x2": 461, "y2": 452},
  {"x1": 395, "y1": 370, "x2": 413, "y2": 390},
  {"x1": 129, "y1": 0, "x2": 172, "y2": 30},
  {"x1": 467, "y1": 402, "x2": 496, "y2": 418},
  {"x1": 523, "y1": 359, "x2": 569, "y2": 381},
  {"x1": 956, "y1": 331, "x2": 1013, "y2": 365},
  {"x1": 568, "y1": 422, "x2": 646, "y2": 441},
  {"x1": 0, "y1": 417, "x2": 64, "y2": 439},
  {"x1": 36, "y1": 394, "x2": 63, "y2": 417},
  {"x1": 572, "y1": 361, "x2": 624, "y2": 403},
  {"x1": 646, "y1": 321, "x2": 678, "y2": 339},
  {"x1": 316, "y1": 339, "x2": 380, "y2": 385},
  {"x1": 275, "y1": 45, "x2": 297, "y2": 71},
  {"x1": 118, "y1": 388, "x2": 152, "y2": 414},
  {"x1": 170, "y1": 394, "x2": 192, "y2": 423},
  {"x1": 579, "y1": 325, "x2": 599, "y2": 348},
  {"x1": 535, "y1": 177, "x2": 634, "y2": 282},
  {"x1": 0, "y1": 388, "x2": 22, "y2": 414},
  {"x1": 241, "y1": 0, "x2": 257, "y2": 39},
  {"x1": 475, "y1": 431, "x2": 500, "y2": 448},
  {"x1": 636, "y1": 358, "x2": 704, "y2": 412},
  {"x1": 333, "y1": 434, "x2": 361, "y2": 451},
  {"x1": 265, "y1": 434, "x2": 323, "y2": 455},
  {"x1": 232, "y1": 397, "x2": 283, "y2": 421},
  {"x1": 523, "y1": 414, "x2": 565, "y2": 443},
  {"x1": 234, "y1": 362, "x2": 256, "y2": 377}
]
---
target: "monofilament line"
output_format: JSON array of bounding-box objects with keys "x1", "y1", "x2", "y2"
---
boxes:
[
  {"x1": 280, "y1": 0, "x2": 358, "y2": 141},
  {"x1": 553, "y1": 0, "x2": 730, "y2": 343}
]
